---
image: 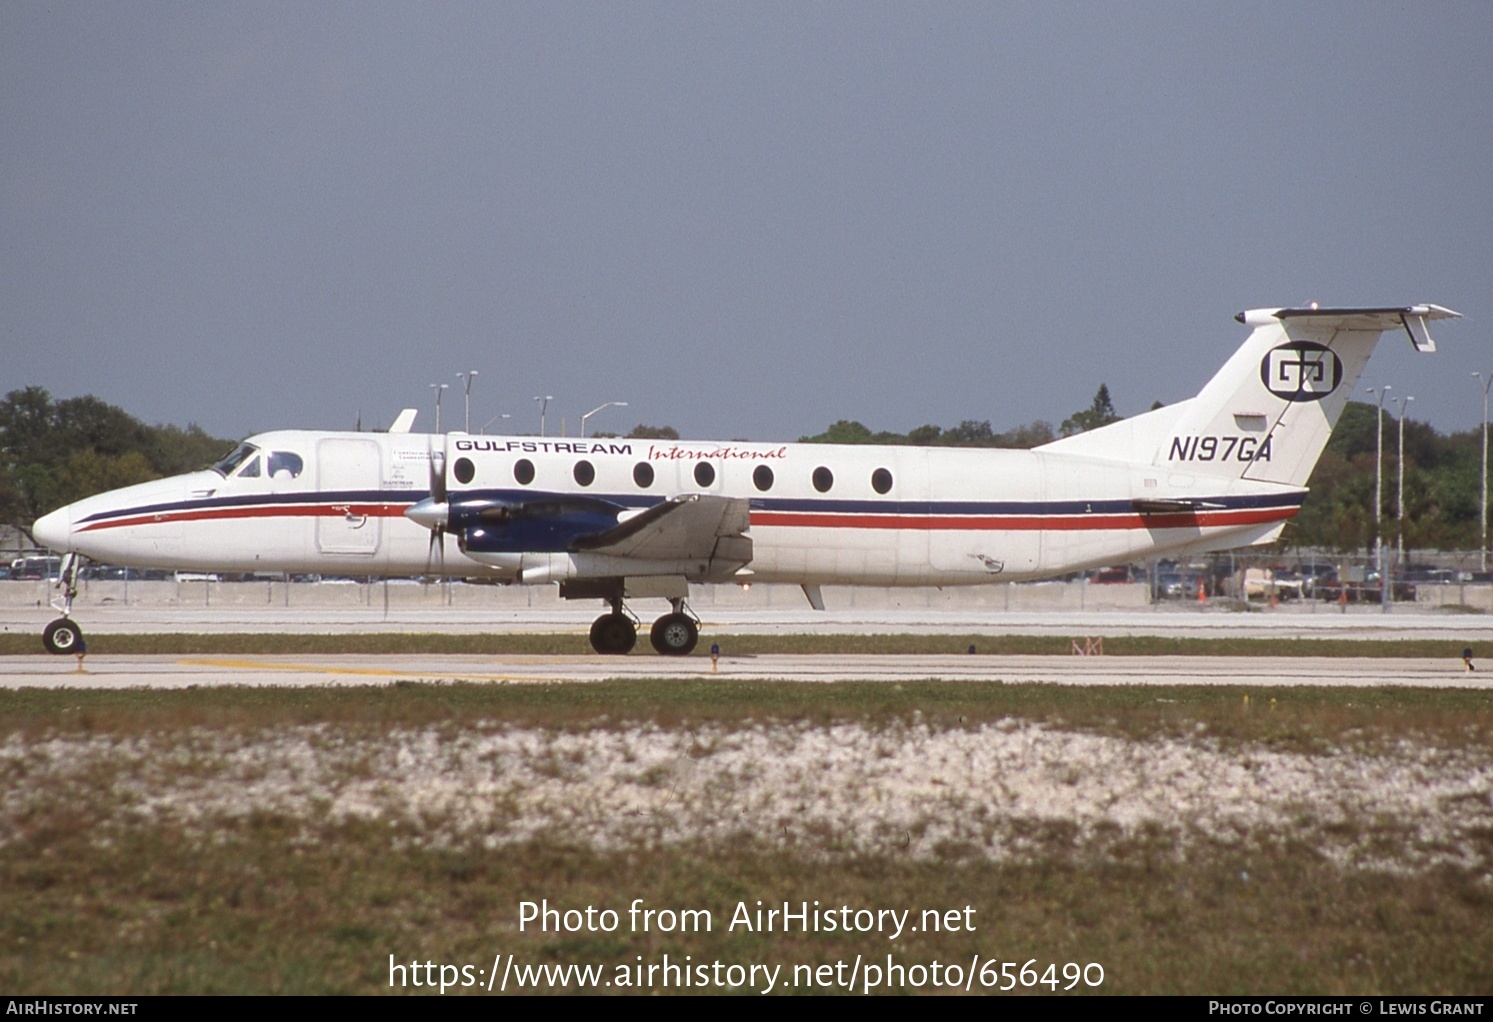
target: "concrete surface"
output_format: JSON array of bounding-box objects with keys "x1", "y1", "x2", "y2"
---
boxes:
[
  {"x1": 4, "y1": 580, "x2": 1493, "y2": 642},
  {"x1": 1, "y1": 653, "x2": 1484, "y2": 689}
]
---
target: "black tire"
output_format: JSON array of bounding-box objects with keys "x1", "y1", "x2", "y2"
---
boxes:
[
  {"x1": 589, "y1": 613, "x2": 636, "y2": 655},
  {"x1": 42, "y1": 618, "x2": 84, "y2": 656},
  {"x1": 650, "y1": 613, "x2": 699, "y2": 656}
]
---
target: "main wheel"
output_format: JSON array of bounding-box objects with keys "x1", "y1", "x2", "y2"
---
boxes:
[
  {"x1": 650, "y1": 613, "x2": 698, "y2": 656},
  {"x1": 42, "y1": 618, "x2": 85, "y2": 656},
  {"x1": 589, "y1": 613, "x2": 637, "y2": 655}
]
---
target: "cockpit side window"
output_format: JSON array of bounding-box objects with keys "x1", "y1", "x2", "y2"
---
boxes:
[
  {"x1": 212, "y1": 442, "x2": 259, "y2": 477},
  {"x1": 237, "y1": 454, "x2": 261, "y2": 478},
  {"x1": 267, "y1": 451, "x2": 304, "y2": 479}
]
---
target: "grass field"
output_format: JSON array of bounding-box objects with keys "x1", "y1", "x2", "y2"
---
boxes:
[{"x1": 2, "y1": 678, "x2": 1490, "y2": 995}]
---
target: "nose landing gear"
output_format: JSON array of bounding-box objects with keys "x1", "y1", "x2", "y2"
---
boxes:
[{"x1": 42, "y1": 553, "x2": 86, "y2": 657}]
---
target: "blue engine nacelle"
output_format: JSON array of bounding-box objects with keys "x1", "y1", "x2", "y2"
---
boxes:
[{"x1": 454, "y1": 494, "x2": 626, "y2": 554}]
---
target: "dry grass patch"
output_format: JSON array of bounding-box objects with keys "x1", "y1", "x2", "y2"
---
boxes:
[{"x1": 2, "y1": 681, "x2": 1490, "y2": 995}]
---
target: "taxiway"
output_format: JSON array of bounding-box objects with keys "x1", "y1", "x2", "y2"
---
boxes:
[{"x1": 0, "y1": 652, "x2": 1483, "y2": 689}]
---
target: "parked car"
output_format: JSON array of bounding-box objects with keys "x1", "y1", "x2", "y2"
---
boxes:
[
  {"x1": 1314, "y1": 571, "x2": 1417, "y2": 602},
  {"x1": 8, "y1": 555, "x2": 61, "y2": 580},
  {"x1": 1155, "y1": 570, "x2": 1202, "y2": 599}
]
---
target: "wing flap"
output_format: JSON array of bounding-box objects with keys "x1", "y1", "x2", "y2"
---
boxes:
[{"x1": 570, "y1": 494, "x2": 752, "y2": 564}]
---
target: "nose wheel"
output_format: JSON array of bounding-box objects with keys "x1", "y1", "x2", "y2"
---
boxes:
[
  {"x1": 43, "y1": 617, "x2": 85, "y2": 656},
  {"x1": 42, "y1": 554, "x2": 86, "y2": 656}
]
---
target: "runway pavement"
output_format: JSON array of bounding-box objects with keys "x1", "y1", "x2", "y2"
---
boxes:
[
  {"x1": 1, "y1": 652, "x2": 1484, "y2": 688},
  {"x1": 6, "y1": 603, "x2": 1493, "y2": 642}
]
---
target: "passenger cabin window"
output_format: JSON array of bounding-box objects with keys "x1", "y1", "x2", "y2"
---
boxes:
[
  {"x1": 694, "y1": 462, "x2": 716, "y2": 487},
  {"x1": 871, "y1": 468, "x2": 893, "y2": 494},
  {"x1": 573, "y1": 460, "x2": 596, "y2": 487},
  {"x1": 633, "y1": 462, "x2": 655, "y2": 488},
  {"x1": 514, "y1": 459, "x2": 535, "y2": 485},
  {"x1": 267, "y1": 451, "x2": 304, "y2": 480},
  {"x1": 753, "y1": 465, "x2": 774, "y2": 491},
  {"x1": 812, "y1": 466, "x2": 833, "y2": 493},
  {"x1": 453, "y1": 458, "x2": 475, "y2": 485}
]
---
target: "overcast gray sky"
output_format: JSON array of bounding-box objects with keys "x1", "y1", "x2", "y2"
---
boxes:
[{"x1": 4, "y1": 2, "x2": 1489, "y2": 443}]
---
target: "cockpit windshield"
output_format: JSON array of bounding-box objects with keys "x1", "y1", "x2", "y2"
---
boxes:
[{"x1": 212, "y1": 442, "x2": 260, "y2": 477}]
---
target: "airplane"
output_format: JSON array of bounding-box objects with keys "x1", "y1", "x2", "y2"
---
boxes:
[{"x1": 29, "y1": 303, "x2": 1460, "y2": 657}]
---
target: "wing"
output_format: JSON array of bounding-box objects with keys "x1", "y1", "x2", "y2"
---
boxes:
[{"x1": 570, "y1": 494, "x2": 752, "y2": 568}]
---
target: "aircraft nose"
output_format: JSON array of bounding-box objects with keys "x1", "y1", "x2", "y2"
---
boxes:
[{"x1": 32, "y1": 506, "x2": 72, "y2": 552}]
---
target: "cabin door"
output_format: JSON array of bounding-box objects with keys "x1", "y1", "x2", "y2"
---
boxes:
[{"x1": 316, "y1": 438, "x2": 382, "y2": 555}]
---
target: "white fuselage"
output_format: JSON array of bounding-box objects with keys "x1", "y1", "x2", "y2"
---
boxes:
[{"x1": 33, "y1": 428, "x2": 1304, "y2": 586}]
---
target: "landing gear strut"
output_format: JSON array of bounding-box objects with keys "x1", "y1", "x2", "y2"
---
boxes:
[
  {"x1": 42, "y1": 554, "x2": 86, "y2": 656},
  {"x1": 588, "y1": 596, "x2": 637, "y2": 655}
]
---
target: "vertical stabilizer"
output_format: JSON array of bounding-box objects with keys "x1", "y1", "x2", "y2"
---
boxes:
[{"x1": 1040, "y1": 305, "x2": 1458, "y2": 489}]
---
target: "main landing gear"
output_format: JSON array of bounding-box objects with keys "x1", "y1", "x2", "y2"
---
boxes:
[
  {"x1": 649, "y1": 610, "x2": 699, "y2": 656},
  {"x1": 588, "y1": 596, "x2": 700, "y2": 656},
  {"x1": 589, "y1": 607, "x2": 637, "y2": 655},
  {"x1": 42, "y1": 553, "x2": 86, "y2": 657}
]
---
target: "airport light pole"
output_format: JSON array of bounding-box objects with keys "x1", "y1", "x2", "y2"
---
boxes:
[
  {"x1": 581, "y1": 401, "x2": 628, "y2": 438},
  {"x1": 1394, "y1": 394, "x2": 1414, "y2": 569},
  {"x1": 480, "y1": 413, "x2": 510, "y2": 435},
  {"x1": 534, "y1": 395, "x2": 552, "y2": 437},
  {"x1": 429, "y1": 383, "x2": 449, "y2": 434},
  {"x1": 1366, "y1": 386, "x2": 1390, "y2": 612},
  {"x1": 1475, "y1": 373, "x2": 1493, "y2": 571},
  {"x1": 457, "y1": 371, "x2": 479, "y2": 433}
]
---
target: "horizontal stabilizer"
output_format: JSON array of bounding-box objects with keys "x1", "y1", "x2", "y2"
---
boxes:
[{"x1": 1241, "y1": 304, "x2": 1460, "y2": 353}]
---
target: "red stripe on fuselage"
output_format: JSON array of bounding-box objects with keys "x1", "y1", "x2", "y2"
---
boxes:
[
  {"x1": 77, "y1": 502, "x2": 1297, "y2": 534},
  {"x1": 748, "y1": 508, "x2": 1296, "y2": 530},
  {"x1": 77, "y1": 503, "x2": 414, "y2": 533}
]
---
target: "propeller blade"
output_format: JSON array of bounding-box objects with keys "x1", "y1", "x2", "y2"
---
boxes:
[
  {"x1": 425, "y1": 527, "x2": 446, "y2": 581},
  {"x1": 418, "y1": 437, "x2": 450, "y2": 584},
  {"x1": 429, "y1": 443, "x2": 447, "y2": 506}
]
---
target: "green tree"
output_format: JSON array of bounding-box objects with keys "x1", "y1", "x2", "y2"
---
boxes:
[
  {"x1": 1059, "y1": 384, "x2": 1120, "y2": 437},
  {"x1": 940, "y1": 420, "x2": 996, "y2": 446},
  {"x1": 995, "y1": 420, "x2": 1055, "y2": 448},
  {"x1": 151, "y1": 424, "x2": 234, "y2": 474},
  {"x1": 800, "y1": 420, "x2": 911, "y2": 445},
  {"x1": 625, "y1": 424, "x2": 681, "y2": 440},
  {"x1": 0, "y1": 387, "x2": 232, "y2": 543}
]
